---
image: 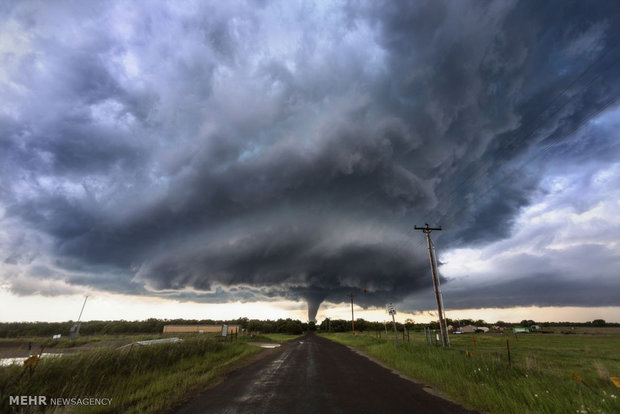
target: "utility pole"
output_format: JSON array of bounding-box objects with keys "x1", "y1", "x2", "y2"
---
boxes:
[
  {"x1": 77, "y1": 295, "x2": 88, "y2": 322},
  {"x1": 348, "y1": 294, "x2": 355, "y2": 335},
  {"x1": 414, "y1": 223, "x2": 450, "y2": 347},
  {"x1": 70, "y1": 295, "x2": 88, "y2": 340}
]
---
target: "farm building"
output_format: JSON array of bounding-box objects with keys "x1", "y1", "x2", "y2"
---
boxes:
[
  {"x1": 162, "y1": 325, "x2": 240, "y2": 335},
  {"x1": 460, "y1": 325, "x2": 477, "y2": 333},
  {"x1": 513, "y1": 327, "x2": 530, "y2": 334},
  {"x1": 459, "y1": 325, "x2": 489, "y2": 333}
]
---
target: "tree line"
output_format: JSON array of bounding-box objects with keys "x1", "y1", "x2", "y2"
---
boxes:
[
  {"x1": 1, "y1": 317, "x2": 616, "y2": 338},
  {"x1": 0, "y1": 317, "x2": 310, "y2": 338},
  {"x1": 317, "y1": 318, "x2": 619, "y2": 332}
]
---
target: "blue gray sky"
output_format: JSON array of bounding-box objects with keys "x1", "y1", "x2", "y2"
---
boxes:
[{"x1": 1, "y1": 0, "x2": 619, "y2": 322}]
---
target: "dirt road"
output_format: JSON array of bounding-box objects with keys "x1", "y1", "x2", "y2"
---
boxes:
[{"x1": 173, "y1": 334, "x2": 477, "y2": 414}]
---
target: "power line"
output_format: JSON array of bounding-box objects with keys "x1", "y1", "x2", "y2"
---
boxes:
[
  {"x1": 409, "y1": 43, "x2": 618, "y2": 309},
  {"x1": 463, "y1": 93, "x2": 620, "y2": 210},
  {"x1": 436, "y1": 46, "x2": 620, "y2": 214}
]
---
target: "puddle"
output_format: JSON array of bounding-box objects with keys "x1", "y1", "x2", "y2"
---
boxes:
[
  {"x1": 0, "y1": 353, "x2": 63, "y2": 367},
  {"x1": 118, "y1": 337, "x2": 182, "y2": 349},
  {"x1": 0, "y1": 357, "x2": 28, "y2": 366},
  {"x1": 252, "y1": 343, "x2": 281, "y2": 349}
]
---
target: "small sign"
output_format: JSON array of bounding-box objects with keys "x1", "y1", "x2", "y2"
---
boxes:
[
  {"x1": 221, "y1": 325, "x2": 228, "y2": 337},
  {"x1": 386, "y1": 303, "x2": 396, "y2": 315},
  {"x1": 52, "y1": 334, "x2": 61, "y2": 339}
]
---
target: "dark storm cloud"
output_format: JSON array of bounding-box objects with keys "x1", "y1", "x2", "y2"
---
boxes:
[
  {"x1": 1, "y1": 0, "x2": 620, "y2": 319},
  {"x1": 134, "y1": 222, "x2": 430, "y2": 310},
  {"x1": 440, "y1": 243, "x2": 620, "y2": 310}
]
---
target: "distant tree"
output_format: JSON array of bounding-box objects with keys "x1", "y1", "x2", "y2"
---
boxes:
[
  {"x1": 427, "y1": 321, "x2": 439, "y2": 330},
  {"x1": 232, "y1": 317, "x2": 249, "y2": 330},
  {"x1": 319, "y1": 318, "x2": 329, "y2": 331},
  {"x1": 247, "y1": 319, "x2": 267, "y2": 333},
  {"x1": 332, "y1": 319, "x2": 350, "y2": 332},
  {"x1": 355, "y1": 318, "x2": 370, "y2": 331},
  {"x1": 591, "y1": 319, "x2": 606, "y2": 327}
]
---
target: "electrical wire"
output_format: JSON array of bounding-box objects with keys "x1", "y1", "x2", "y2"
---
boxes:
[{"x1": 434, "y1": 46, "x2": 620, "y2": 219}]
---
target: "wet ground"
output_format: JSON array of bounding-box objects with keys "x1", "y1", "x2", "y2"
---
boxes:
[{"x1": 173, "y1": 333, "x2": 478, "y2": 414}]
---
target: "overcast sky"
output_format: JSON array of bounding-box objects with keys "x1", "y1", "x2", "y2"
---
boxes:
[{"x1": 1, "y1": 0, "x2": 619, "y2": 323}]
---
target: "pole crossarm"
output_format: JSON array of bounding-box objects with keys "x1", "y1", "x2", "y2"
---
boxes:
[{"x1": 414, "y1": 223, "x2": 442, "y2": 232}]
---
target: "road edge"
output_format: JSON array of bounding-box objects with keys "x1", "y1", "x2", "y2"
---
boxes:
[
  {"x1": 343, "y1": 345, "x2": 482, "y2": 412},
  {"x1": 169, "y1": 339, "x2": 300, "y2": 413}
]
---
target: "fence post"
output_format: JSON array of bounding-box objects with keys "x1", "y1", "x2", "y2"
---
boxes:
[{"x1": 506, "y1": 338, "x2": 512, "y2": 367}]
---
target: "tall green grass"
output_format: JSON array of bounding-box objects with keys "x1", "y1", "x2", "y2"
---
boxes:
[
  {"x1": 0, "y1": 337, "x2": 261, "y2": 413},
  {"x1": 323, "y1": 332, "x2": 620, "y2": 414}
]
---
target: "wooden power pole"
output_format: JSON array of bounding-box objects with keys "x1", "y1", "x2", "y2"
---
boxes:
[
  {"x1": 70, "y1": 295, "x2": 88, "y2": 340},
  {"x1": 414, "y1": 223, "x2": 450, "y2": 347},
  {"x1": 349, "y1": 294, "x2": 355, "y2": 335}
]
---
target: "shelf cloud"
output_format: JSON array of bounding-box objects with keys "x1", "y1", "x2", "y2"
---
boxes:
[{"x1": 1, "y1": 1, "x2": 619, "y2": 321}]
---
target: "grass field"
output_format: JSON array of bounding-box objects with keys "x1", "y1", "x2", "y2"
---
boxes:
[
  {"x1": 0, "y1": 336, "x2": 262, "y2": 413},
  {"x1": 0, "y1": 332, "x2": 306, "y2": 413},
  {"x1": 322, "y1": 331, "x2": 620, "y2": 414},
  {"x1": 0, "y1": 334, "x2": 181, "y2": 357},
  {"x1": 0, "y1": 331, "x2": 302, "y2": 356}
]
